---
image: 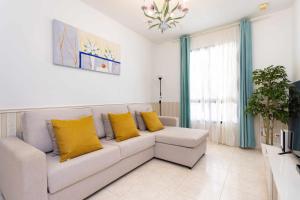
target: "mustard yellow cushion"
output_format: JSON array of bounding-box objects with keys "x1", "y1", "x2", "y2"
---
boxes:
[
  {"x1": 51, "y1": 116, "x2": 102, "y2": 162},
  {"x1": 141, "y1": 112, "x2": 164, "y2": 132},
  {"x1": 108, "y1": 112, "x2": 139, "y2": 142}
]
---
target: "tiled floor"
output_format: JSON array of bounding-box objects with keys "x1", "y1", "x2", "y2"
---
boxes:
[{"x1": 88, "y1": 142, "x2": 267, "y2": 200}]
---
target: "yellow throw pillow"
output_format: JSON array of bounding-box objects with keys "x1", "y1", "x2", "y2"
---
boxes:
[
  {"x1": 141, "y1": 112, "x2": 164, "y2": 132},
  {"x1": 108, "y1": 112, "x2": 139, "y2": 142},
  {"x1": 51, "y1": 116, "x2": 102, "y2": 162}
]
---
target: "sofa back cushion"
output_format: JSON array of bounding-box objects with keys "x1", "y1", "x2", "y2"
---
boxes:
[
  {"x1": 135, "y1": 111, "x2": 147, "y2": 131},
  {"x1": 22, "y1": 108, "x2": 92, "y2": 152},
  {"x1": 101, "y1": 114, "x2": 114, "y2": 140},
  {"x1": 127, "y1": 103, "x2": 153, "y2": 113},
  {"x1": 91, "y1": 104, "x2": 128, "y2": 138},
  {"x1": 127, "y1": 104, "x2": 153, "y2": 130}
]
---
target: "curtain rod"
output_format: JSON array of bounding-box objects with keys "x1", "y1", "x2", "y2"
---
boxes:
[{"x1": 170, "y1": 11, "x2": 279, "y2": 43}]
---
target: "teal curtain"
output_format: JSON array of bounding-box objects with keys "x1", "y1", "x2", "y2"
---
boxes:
[
  {"x1": 180, "y1": 35, "x2": 191, "y2": 128},
  {"x1": 240, "y1": 19, "x2": 256, "y2": 148}
]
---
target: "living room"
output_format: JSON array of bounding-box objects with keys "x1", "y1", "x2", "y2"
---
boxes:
[{"x1": 1, "y1": 0, "x2": 300, "y2": 200}]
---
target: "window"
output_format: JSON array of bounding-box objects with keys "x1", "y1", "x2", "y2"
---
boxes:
[
  {"x1": 190, "y1": 33, "x2": 239, "y2": 146},
  {"x1": 190, "y1": 42, "x2": 238, "y2": 123}
]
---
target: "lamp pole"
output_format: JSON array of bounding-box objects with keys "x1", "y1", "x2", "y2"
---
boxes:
[{"x1": 158, "y1": 76, "x2": 163, "y2": 116}]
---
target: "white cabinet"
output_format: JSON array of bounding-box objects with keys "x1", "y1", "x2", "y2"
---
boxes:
[
  {"x1": 261, "y1": 144, "x2": 300, "y2": 200},
  {"x1": 262, "y1": 144, "x2": 278, "y2": 200}
]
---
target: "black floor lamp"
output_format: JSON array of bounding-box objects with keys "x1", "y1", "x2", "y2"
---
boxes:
[{"x1": 158, "y1": 76, "x2": 163, "y2": 116}]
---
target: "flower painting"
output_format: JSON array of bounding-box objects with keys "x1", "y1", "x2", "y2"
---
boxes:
[{"x1": 53, "y1": 19, "x2": 121, "y2": 75}]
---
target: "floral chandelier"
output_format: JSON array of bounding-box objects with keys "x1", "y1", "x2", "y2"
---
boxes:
[{"x1": 141, "y1": 0, "x2": 189, "y2": 33}]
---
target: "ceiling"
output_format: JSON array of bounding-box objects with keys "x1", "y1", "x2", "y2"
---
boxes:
[{"x1": 83, "y1": 0, "x2": 294, "y2": 43}]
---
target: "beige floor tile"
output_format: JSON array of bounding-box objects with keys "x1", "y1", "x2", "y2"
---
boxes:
[
  {"x1": 157, "y1": 190, "x2": 195, "y2": 200},
  {"x1": 224, "y1": 174, "x2": 267, "y2": 196},
  {"x1": 228, "y1": 161, "x2": 266, "y2": 180},
  {"x1": 178, "y1": 178, "x2": 223, "y2": 200},
  {"x1": 104, "y1": 173, "x2": 140, "y2": 196},
  {"x1": 87, "y1": 189, "x2": 120, "y2": 200},
  {"x1": 88, "y1": 143, "x2": 267, "y2": 200},
  {"x1": 120, "y1": 185, "x2": 162, "y2": 200},
  {"x1": 221, "y1": 184, "x2": 267, "y2": 200},
  {"x1": 195, "y1": 155, "x2": 232, "y2": 171},
  {"x1": 191, "y1": 163, "x2": 228, "y2": 184}
]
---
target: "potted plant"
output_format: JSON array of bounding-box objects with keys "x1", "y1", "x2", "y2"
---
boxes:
[{"x1": 246, "y1": 65, "x2": 290, "y2": 145}]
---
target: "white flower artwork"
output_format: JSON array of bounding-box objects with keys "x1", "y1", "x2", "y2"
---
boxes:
[{"x1": 53, "y1": 19, "x2": 121, "y2": 75}]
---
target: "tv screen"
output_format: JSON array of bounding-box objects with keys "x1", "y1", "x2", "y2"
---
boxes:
[{"x1": 289, "y1": 81, "x2": 300, "y2": 157}]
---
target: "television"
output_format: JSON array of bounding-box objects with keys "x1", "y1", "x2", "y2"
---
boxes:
[{"x1": 289, "y1": 81, "x2": 300, "y2": 158}]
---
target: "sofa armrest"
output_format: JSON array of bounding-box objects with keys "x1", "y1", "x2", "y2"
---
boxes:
[
  {"x1": 159, "y1": 116, "x2": 179, "y2": 127},
  {"x1": 0, "y1": 137, "x2": 47, "y2": 200}
]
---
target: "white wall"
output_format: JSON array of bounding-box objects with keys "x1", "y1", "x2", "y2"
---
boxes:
[
  {"x1": 0, "y1": 0, "x2": 154, "y2": 110},
  {"x1": 153, "y1": 8, "x2": 295, "y2": 102},
  {"x1": 294, "y1": 0, "x2": 300, "y2": 80},
  {"x1": 252, "y1": 8, "x2": 294, "y2": 80},
  {"x1": 152, "y1": 42, "x2": 180, "y2": 103}
]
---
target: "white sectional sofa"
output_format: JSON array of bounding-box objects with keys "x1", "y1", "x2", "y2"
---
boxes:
[{"x1": 0, "y1": 104, "x2": 208, "y2": 200}]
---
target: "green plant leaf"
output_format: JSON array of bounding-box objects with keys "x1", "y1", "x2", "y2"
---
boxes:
[
  {"x1": 246, "y1": 65, "x2": 294, "y2": 125},
  {"x1": 165, "y1": 17, "x2": 173, "y2": 23},
  {"x1": 143, "y1": 11, "x2": 157, "y2": 20},
  {"x1": 170, "y1": 2, "x2": 179, "y2": 13},
  {"x1": 164, "y1": 1, "x2": 169, "y2": 18},
  {"x1": 148, "y1": 23, "x2": 160, "y2": 29},
  {"x1": 170, "y1": 22, "x2": 177, "y2": 27},
  {"x1": 153, "y1": 1, "x2": 160, "y2": 13},
  {"x1": 173, "y1": 15, "x2": 186, "y2": 20}
]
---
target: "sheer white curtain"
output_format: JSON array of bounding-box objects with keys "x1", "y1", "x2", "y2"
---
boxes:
[{"x1": 190, "y1": 27, "x2": 239, "y2": 146}]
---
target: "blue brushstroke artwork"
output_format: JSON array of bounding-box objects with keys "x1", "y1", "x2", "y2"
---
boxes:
[{"x1": 52, "y1": 19, "x2": 121, "y2": 75}]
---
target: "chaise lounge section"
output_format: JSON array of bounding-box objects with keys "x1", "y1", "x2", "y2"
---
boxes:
[
  {"x1": 155, "y1": 127, "x2": 208, "y2": 168},
  {"x1": 0, "y1": 103, "x2": 208, "y2": 200}
]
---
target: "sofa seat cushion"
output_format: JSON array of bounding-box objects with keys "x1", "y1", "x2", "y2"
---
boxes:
[
  {"x1": 155, "y1": 127, "x2": 208, "y2": 148},
  {"x1": 102, "y1": 134, "x2": 155, "y2": 159},
  {"x1": 47, "y1": 143, "x2": 120, "y2": 194}
]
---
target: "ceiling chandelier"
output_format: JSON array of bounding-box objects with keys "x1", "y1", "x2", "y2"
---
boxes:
[{"x1": 141, "y1": 0, "x2": 189, "y2": 33}]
